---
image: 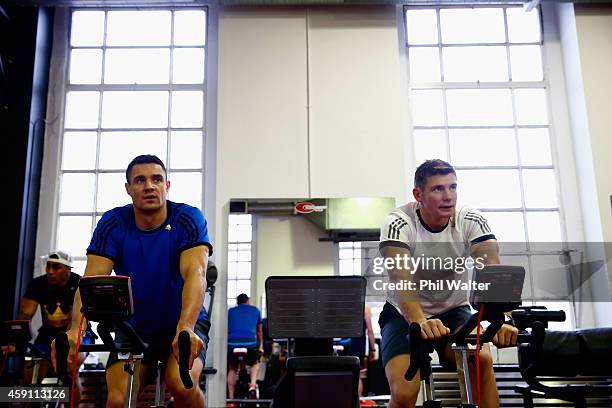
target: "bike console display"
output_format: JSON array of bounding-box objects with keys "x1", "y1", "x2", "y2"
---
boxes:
[
  {"x1": 2, "y1": 320, "x2": 32, "y2": 347},
  {"x1": 79, "y1": 276, "x2": 133, "y2": 323},
  {"x1": 469, "y1": 264, "x2": 525, "y2": 311}
]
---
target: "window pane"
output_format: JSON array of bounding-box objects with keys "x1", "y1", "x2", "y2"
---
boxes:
[
  {"x1": 228, "y1": 251, "x2": 237, "y2": 264},
  {"x1": 60, "y1": 173, "x2": 95, "y2": 213},
  {"x1": 339, "y1": 248, "x2": 354, "y2": 260},
  {"x1": 523, "y1": 169, "x2": 558, "y2": 209},
  {"x1": 170, "y1": 131, "x2": 202, "y2": 169},
  {"x1": 99, "y1": 131, "x2": 166, "y2": 170},
  {"x1": 65, "y1": 92, "x2": 100, "y2": 129},
  {"x1": 62, "y1": 132, "x2": 97, "y2": 170},
  {"x1": 173, "y1": 48, "x2": 205, "y2": 84},
  {"x1": 446, "y1": 89, "x2": 513, "y2": 126},
  {"x1": 57, "y1": 216, "x2": 92, "y2": 257},
  {"x1": 236, "y1": 280, "x2": 251, "y2": 297},
  {"x1": 443, "y1": 46, "x2": 508, "y2": 82},
  {"x1": 174, "y1": 10, "x2": 207, "y2": 46},
  {"x1": 526, "y1": 211, "x2": 562, "y2": 242},
  {"x1": 168, "y1": 172, "x2": 202, "y2": 208},
  {"x1": 456, "y1": 169, "x2": 521, "y2": 208},
  {"x1": 514, "y1": 89, "x2": 548, "y2": 125},
  {"x1": 518, "y1": 128, "x2": 552, "y2": 165},
  {"x1": 339, "y1": 259, "x2": 354, "y2": 276},
  {"x1": 104, "y1": 49, "x2": 170, "y2": 84},
  {"x1": 227, "y1": 280, "x2": 237, "y2": 299},
  {"x1": 71, "y1": 259, "x2": 87, "y2": 277},
  {"x1": 409, "y1": 47, "x2": 440, "y2": 82},
  {"x1": 229, "y1": 214, "x2": 252, "y2": 225},
  {"x1": 405, "y1": 9, "x2": 438, "y2": 45},
  {"x1": 449, "y1": 129, "x2": 517, "y2": 166},
  {"x1": 414, "y1": 129, "x2": 447, "y2": 164},
  {"x1": 69, "y1": 49, "x2": 102, "y2": 84},
  {"x1": 411, "y1": 90, "x2": 444, "y2": 126},
  {"x1": 236, "y1": 262, "x2": 251, "y2": 279},
  {"x1": 71, "y1": 11, "x2": 104, "y2": 47},
  {"x1": 229, "y1": 224, "x2": 252, "y2": 243},
  {"x1": 106, "y1": 11, "x2": 171, "y2": 46},
  {"x1": 510, "y1": 45, "x2": 543, "y2": 82},
  {"x1": 171, "y1": 91, "x2": 204, "y2": 128},
  {"x1": 97, "y1": 173, "x2": 130, "y2": 212},
  {"x1": 237, "y1": 246, "x2": 252, "y2": 262},
  {"x1": 507, "y1": 7, "x2": 541, "y2": 43},
  {"x1": 440, "y1": 8, "x2": 505, "y2": 44},
  {"x1": 484, "y1": 212, "x2": 526, "y2": 243},
  {"x1": 101, "y1": 91, "x2": 169, "y2": 129}
]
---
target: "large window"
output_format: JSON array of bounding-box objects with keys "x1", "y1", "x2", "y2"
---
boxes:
[
  {"x1": 227, "y1": 214, "x2": 253, "y2": 307},
  {"x1": 405, "y1": 5, "x2": 572, "y2": 329},
  {"x1": 57, "y1": 9, "x2": 208, "y2": 274}
]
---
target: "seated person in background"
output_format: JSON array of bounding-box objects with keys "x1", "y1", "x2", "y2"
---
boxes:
[
  {"x1": 227, "y1": 293, "x2": 263, "y2": 399},
  {"x1": 12, "y1": 251, "x2": 91, "y2": 395},
  {"x1": 55, "y1": 155, "x2": 213, "y2": 408}
]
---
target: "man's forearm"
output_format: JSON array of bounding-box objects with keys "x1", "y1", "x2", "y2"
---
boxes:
[
  {"x1": 69, "y1": 290, "x2": 86, "y2": 332},
  {"x1": 178, "y1": 272, "x2": 205, "y2": 330},
  {"x1": 17, "y1": 311, "x2": 34, "y2": 320}
]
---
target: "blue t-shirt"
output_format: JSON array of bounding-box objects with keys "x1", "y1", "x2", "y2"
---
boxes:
[
  {"x1": 228, "y1": 304, "x2": 262, "y2": 344},
  {"x1": 87, "y1": 201, "x2": 213, "y2": 339}
]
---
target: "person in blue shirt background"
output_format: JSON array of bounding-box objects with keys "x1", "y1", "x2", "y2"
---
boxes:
[{"x1": 227, "y1": 293, "x2": 263, "y2": 399}]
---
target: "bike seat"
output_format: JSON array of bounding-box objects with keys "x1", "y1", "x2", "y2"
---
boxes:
[{"x1": 232, "y1": 347, "x2": 248, "y2": 355}]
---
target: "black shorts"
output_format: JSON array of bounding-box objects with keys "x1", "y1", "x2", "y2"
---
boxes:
[
  {"x1": 106, "y1": 320, "x2": 210, "y2": 369},
  {"x1": 379, "y1": 302, "x2": 472, "y2": 369},
  {"x1": 227, "y1": 344, "x2": 259, "y2": 366}
]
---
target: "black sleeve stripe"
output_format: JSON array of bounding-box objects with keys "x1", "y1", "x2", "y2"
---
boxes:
[
  {"x1": 387, "y1": 218, "x2": 408, "y2": 240},
  {"x1": 470, "y1": 234, "x2": 496, "y2": 244},
  {"x1": 93, "y1": 217, "x2": 118, "y2": 255},
  {"x1": 85, "y1": 250, "x2": 117, "y2": 264},
  {"x1": 179, "y1": 214, "x2": 197, "y2": 242},
  {"x1": 395, "y1": 220, "x2": 408, "y2": 239},
  {"x1": 464, "y1": 213, "x2": 491, "y2": 234},
  {"x1": 179, "y1": 213, "x2": 200, "y2": 242},
  {"x1": 179, "y1": 241, "x2": 213, "y2": 256},
  {"x1": 379, "y1": 240, "x2": 410, "y2": 250}
]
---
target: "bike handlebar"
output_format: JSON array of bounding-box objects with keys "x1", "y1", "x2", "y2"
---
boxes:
[{"x1": 178, "y1": 330, "x2": 193, "y2": 389}]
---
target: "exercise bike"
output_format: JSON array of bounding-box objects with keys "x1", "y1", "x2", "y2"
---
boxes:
[
  {"x1": 55, "y1": 275, "x2": 194, "y2": 408},
  {"x1": 405, "y1": 264, "x2": 527, "y2": 408}
]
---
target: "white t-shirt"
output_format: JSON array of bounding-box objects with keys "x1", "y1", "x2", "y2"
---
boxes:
[{"x1": 379, "y1": 202, "x2": 495, "y2": 317}]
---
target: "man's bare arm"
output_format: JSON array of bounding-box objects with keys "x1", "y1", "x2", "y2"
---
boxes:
[
  {"x1": 18, "y1": 298, "x2": 38, "y2": 320},
  {"x1": 177, "y1": 245, "x2": 208, "y2": 331},
  {"x1": 470, "y1": 239, "x2": 500, "y2": 265},
  {"x1": 380, "y1": 245, "x2": 426, "y2": 323}
]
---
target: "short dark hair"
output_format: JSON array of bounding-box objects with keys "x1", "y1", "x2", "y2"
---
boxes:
[
  {"x1": 414, "y1": 159, "x2": 456, "y2": 189},
  {"x1": 237, "y1": 293, "x2": 249, "y2": 304},
  {"x1": 126, "y1": 155, "x2": 167, "y2": 182}
]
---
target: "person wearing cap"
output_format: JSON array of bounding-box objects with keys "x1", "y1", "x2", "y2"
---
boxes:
[
  {"x1": 227, "y1": 293, "x2": 263, "y2": 400},
  {"x1": 15, "y1": 250, "x2": 90, "y2": 388}
]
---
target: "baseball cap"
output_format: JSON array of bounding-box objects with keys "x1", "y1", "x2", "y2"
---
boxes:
[{"x1": 46, "y1": 250, "x2": 72, "y2": 268}]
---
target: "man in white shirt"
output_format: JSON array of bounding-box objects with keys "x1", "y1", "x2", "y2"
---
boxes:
[{"x1": 378, "y1": 159, "x2": 518, "y2": 408}]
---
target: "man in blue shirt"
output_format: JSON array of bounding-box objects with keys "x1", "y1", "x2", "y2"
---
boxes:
[
  {"x1": 227, "y1": 293, "x2": 263, "y2": 400},
  {"x1": 55, "y1": 155, "x2": 213, "y2": 408}
]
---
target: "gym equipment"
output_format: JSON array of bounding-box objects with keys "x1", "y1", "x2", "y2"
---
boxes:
[
  {"x1": 1, "y1": 320, "x2": 50, "y2": 384},
  {"x1": 405, "y1": 264, "x2": 526, "y2": 408},
  {"x1": 56, "y1": 275, "x2": 193, "y2": 408},
  {"x1": 511, "y1": 307, "x2": 612, "y2": 408},
  {"x1": 266, "y1": 276, "x2": 366, "y2": 408}
]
